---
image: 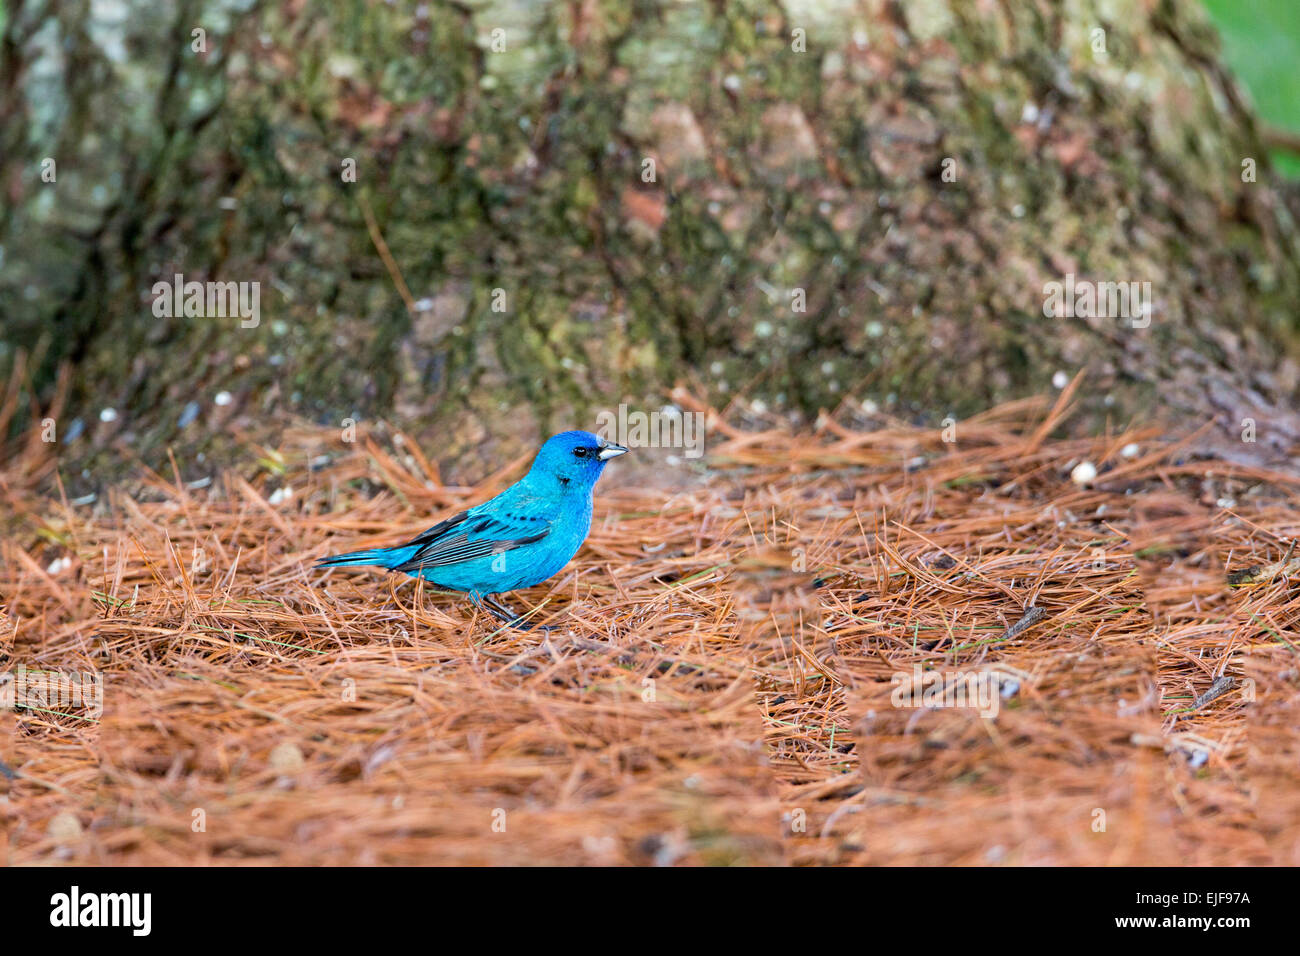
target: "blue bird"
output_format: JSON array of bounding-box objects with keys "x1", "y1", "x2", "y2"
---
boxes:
[{"x1": 316, "y1": 430, "x2": 628, "y2": 629}]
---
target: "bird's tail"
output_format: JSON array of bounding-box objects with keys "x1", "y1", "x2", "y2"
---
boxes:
[{"x1": 315, "y1": 546, "x2": 419, "y2": 571}]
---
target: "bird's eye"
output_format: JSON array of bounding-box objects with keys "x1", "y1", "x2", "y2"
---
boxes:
[{"x1": 573, "y1": 447, "x2": 589, "y2": 459}]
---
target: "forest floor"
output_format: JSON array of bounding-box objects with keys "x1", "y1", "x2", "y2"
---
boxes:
[{"x1": 3, "y1": 391, "x2": 1298, "y2": 865}]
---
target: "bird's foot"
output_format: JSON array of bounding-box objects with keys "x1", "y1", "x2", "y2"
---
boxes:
[{"x1": 480, "y1": 595, "x2": 551, "y2": 633}]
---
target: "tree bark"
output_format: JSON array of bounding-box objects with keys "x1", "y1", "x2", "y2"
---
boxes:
[{"x1": 3, "y1": 0, "x2": 1299, "y2": 479}]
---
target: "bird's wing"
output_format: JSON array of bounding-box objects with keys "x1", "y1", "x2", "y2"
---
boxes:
[{"x1": 389, "y1": 506, "x2": 552, "y2": 575}]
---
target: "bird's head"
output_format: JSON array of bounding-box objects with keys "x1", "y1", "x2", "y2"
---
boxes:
[{"x1": 527, "y1": 430, "x2": 628, "y2": 491}]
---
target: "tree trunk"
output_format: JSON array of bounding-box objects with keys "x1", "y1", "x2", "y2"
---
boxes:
[{"x1": 3, "y1": 0, "x2": 1299, "y2": 480}]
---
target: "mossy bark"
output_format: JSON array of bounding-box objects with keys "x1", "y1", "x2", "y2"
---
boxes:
[{"x1": 2, "y1": 0, "x2": 1298, "y2": 479}]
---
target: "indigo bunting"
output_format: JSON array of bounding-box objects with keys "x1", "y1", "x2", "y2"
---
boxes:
[{"x1": 316, "y1": 430, "x2": 628, "y2": 628}]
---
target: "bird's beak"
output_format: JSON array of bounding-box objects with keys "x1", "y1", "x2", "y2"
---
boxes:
[{"x1": 597, "y1": 441, "x2": 629, "y2": 461}]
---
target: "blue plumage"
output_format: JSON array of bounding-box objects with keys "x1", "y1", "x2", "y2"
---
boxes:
[{"x1": 316, "y1": 430, "x2": 628, "y2": 628}]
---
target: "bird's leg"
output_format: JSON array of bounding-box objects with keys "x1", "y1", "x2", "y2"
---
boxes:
[{"x1": 481, "y1": 594, "x2": 549, "y2": 633}]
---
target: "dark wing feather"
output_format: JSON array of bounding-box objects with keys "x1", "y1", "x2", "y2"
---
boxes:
[{"x1": 389, "y1": 508, "x2": 551, "y2": 575}]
